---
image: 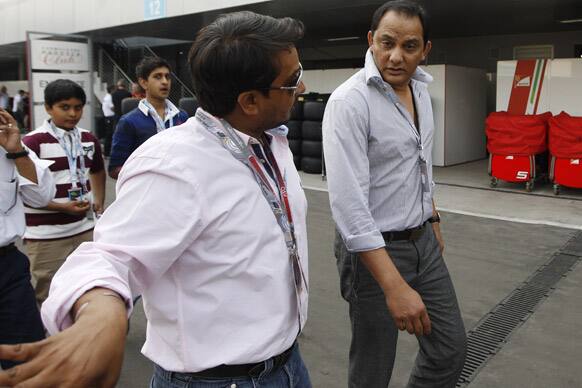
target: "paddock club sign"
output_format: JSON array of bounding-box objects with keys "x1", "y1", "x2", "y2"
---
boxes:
[{"x1": 29, "y1": 40, "x2": 90, "y2": 72}]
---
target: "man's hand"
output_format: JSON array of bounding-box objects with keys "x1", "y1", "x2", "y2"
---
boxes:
[
  {"x1": 93, "y1": 201, "x2": 104, "y2": 215},
  {"x1": 359, "y1": 248, "x2": 432, "y2": 337},
  {"x1": 59, "y1": 200, "x2": 92, "y2": 216},
  {"x1": 0, "y1": 293, "x2": 127, "y2": 388},
  {"x1": 0, "y1": 109, "x2": 23, "y2": 153},
  {"x1": 385, "y1": 281, "x2": 432, "y2": 336}
]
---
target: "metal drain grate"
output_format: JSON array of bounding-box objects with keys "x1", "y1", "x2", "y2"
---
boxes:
[{"x1": 456, "y1": 232, "x2": 582, "y2": 387}]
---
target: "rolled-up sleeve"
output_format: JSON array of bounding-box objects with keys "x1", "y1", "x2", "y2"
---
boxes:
[
  {"x1": 322, "y1": 95, "x2": 385, "y2": 252},
  {"x1": 18, "y1": 146, "x2": 55, "y2": 208},
  {"x1": 41, "y1": 148, "x2": 206, "y2": 334}
]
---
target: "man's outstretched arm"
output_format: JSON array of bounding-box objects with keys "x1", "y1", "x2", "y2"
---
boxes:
[{"x1": 0, "y1": 287, "x2": 127, "y2": 388}]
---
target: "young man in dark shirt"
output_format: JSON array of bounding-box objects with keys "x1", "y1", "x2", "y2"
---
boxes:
[{"x1": 108, "y1": 57, "x2": 188, "y2": 179}]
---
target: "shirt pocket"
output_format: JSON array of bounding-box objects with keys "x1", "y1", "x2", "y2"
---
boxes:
[{"x1": 0, "y1": 178, "x2": 18, "y2": 213}]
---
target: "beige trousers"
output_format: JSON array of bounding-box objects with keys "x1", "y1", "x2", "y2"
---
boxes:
[{"x1": 25, "y1": 229, "x2": 93, "y2": 306}]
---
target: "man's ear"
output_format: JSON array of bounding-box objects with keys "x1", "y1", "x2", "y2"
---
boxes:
[
  {"x1": 44, "y1": 103, "x2": 51, "y2": 114},
  {"x1": 236, "y1": 91, "x2": 260, "y2": 116},
  {"x1": 367, "y1": 30, "x2": 374, "y2": 48},
  {"x1": 422, "y1": 40, "x2": 432, "y2": 61},
  {"x1": 138, "y1": 78, "x2": 148, "y2": 90}
]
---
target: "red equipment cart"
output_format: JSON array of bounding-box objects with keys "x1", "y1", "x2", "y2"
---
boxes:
[
  {"x1": 485, "y1": 112, "x2": 551, "y2": 192},
  {"x1": 548, "y1": 112, "x2": 582, "y2": 195}
]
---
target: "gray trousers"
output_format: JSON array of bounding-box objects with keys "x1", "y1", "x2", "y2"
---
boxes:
[{"x1": 335, "y1": 225, "x2": 466, "y2": 388}]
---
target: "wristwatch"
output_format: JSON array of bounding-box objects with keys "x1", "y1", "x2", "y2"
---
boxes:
[
  {"x1": 5, "y1": 149, "x2": 29, "y2": 159},
  {"x1": 428, "y1": 212, "x2": 441, "y2": 223}
]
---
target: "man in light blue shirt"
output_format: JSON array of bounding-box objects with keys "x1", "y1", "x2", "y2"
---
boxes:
[{"x1": 322, "y1": 1, "x2": 466, "y2": 387}]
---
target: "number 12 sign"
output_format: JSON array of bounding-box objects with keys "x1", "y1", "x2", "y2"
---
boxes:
[{"x1": 144, "y1": 0, "x2": 166, "y2": 20}]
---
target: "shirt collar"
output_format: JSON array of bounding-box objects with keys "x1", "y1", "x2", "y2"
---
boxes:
[
  {"x1": 234, "y1": 128, "x2": 277, "y2": 147},
  {"x1": 196, "y1": 107, "x2": 286, "y2": 147},
  {"x1": 138, "y1": 98, "x2": 181, "y2": 121},
  {"x1": 44, "y1": 119, "x2": 74, "y2": 136},
  {"x1": 364, "y1": 48, "x2": 433, "y2": 92}
]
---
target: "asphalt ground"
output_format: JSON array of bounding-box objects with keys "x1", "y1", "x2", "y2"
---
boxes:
[{"x1": 112, "y1": 187, "x2": 581, "y2": 388}]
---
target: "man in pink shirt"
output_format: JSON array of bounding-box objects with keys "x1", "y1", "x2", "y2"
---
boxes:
[{"x1": 0, "y1": 11, "x2": 310, "y2": 388}]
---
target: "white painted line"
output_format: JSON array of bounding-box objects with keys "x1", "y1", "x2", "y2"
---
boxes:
[
  {"x1": 302, "y1": 186, "x2": 582, "y2": 230},
  {"x1": 303, "y1": 185, "x2": 328, "y2": 192},
  {"x1": 437, "y1": 207, "x2": 582, "y2": 230}
]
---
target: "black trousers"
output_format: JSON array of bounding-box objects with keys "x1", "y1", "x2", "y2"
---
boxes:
[
  {"x1": 0, "y1": 247, "x2": 45, "y2": 369},
  {"x1": 104, "y1": 116, "x2": 116, "y2": 157}
]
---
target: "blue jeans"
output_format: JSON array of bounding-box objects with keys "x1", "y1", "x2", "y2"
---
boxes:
[
  {"x1": 0, "y1": 248, "x2": 45, "y2": 369},
  {"x1": 150, "y1": 343, "x2": 312, "y2": 388}
]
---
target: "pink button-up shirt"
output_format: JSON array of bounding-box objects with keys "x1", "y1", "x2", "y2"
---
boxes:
[{"x1": 41, "y1": 111, "x2": 309, "y2": 372}]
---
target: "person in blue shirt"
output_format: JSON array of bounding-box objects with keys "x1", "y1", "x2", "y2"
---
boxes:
[{"x1": 108, "y1": 57, "x2": 189, "y2": 179}]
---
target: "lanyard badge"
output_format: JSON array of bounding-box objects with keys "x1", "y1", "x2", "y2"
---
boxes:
[
  {"x1": 196, "y1": 109, "x2": 308, "y2": 329},
  {"x1": 49, "y1": 121, "x2": 87, "y2": 192}
]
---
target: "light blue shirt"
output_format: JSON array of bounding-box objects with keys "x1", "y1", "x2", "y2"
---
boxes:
[{"x1": 322, "y1": 49, "x2": 435, "y2": 253}]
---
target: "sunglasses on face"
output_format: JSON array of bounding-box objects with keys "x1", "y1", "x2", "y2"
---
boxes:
[{"x1": 262, "y1": 63, "x2": 304, "y2": 95}]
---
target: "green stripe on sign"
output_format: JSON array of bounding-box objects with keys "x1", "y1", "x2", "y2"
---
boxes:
[{"x1": 530, "y1": 60, "x2": 542, "y2": 105}]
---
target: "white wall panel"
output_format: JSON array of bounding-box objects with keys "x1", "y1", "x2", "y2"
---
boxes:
[
  {"x1": 496, "y1": 61, "x2": 515, "y2": 112},
  {"x1": 548, "y1": 59, "x2": 582, "y2": 116},
  {"x1": 0, "y1": 0, "x2": 271, "y2": 46},
  {"x1": 301, "y1": 68, "x2": 359, "y2": 94},
  {"x1": 19, "y1": 1, "x2": 35, "y2": 39},
  {"x1": 167, "y1": 0, "x2": 184, "y2": 18},
  {"x1": 3, "y1": 5, "x2": 19, "y2": 43},
  {"x1": 181, "y1": 0, "x2": 269, "y2": 16},
  {"x1": 33, "y1": 0, "x2": 54, "y2": 34},
  {"x1": 120, "y1": 0, "x2": 144, "y2": 26},
  {"x1": 52, "y1": 0, "x2": 75, "y2": 35},
  {"x1": 423, "y1": 65, "x2": 446, "y2": 166}
]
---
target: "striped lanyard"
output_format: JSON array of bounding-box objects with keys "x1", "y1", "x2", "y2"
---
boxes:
[
  {"x1": 49, "y1": 121, "x2": 87, "y2": 192},
  {"x1": 196, "y1": 109, "x2": 308, "y2": 329},
  {"x1": 141, "y1": 99, "x2": 174, "y2": 133}
]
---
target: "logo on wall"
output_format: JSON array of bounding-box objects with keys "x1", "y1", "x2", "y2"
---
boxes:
[
  {"x1": 515, "y1": 76, "x2": 531, "y2": 87},
  {"x1": 29, "y1": 40, "x2": 89, "y2": 72},
  {"x1": 39, "y1": 46, "x2": 83, "y2": 67},
  {"x1": 508, "y1": 59, "x2": 548, "y2": 115}
]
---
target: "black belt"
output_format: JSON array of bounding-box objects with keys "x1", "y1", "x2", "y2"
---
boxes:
[
  {"x1": 382, "y1": 222, "x2": 427, "y2": 242},
  {"x1": 0, "y1": 243, "x2": 16, "y2": 256},
  {"x1": 187, "y1": 342, "x2": 296, "y2": 379}
]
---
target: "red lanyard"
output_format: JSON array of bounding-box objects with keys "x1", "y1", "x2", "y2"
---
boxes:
[{"x1": 248, "y1": 138, "x2": 294, "y2": 227}]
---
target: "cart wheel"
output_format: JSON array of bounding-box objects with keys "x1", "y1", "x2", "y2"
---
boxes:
[
  {"x1": 553, "y1": 184, "x2": 560, "y2": 196},
  {"x1": 490, "y1": 177, "x2": 498, "y2": 188},
  {"x1": 526, "y1": 180, "x2": 534, "y2": 192}
]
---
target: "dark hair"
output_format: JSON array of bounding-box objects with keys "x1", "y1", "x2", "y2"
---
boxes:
[
  {"x1": 107, "y1": 84, "x2": 115, "y2": 93},
  {"x1": 188, "y1": 11, "x2": 304, "y2": 116},
  {"x1": 44, "y1": 79, "x2": 86, "y2": 107},
  {"x1": 136, "y1": 56, "x2": 171, "y2": 80},
  {"x1": 371, "y1": 0, "x2": 429, "y2": 45}
]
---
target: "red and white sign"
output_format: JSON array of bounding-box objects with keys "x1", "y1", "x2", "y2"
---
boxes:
[{"x1": 497, "y1": 58, "x2": 582, "y2": 116}]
